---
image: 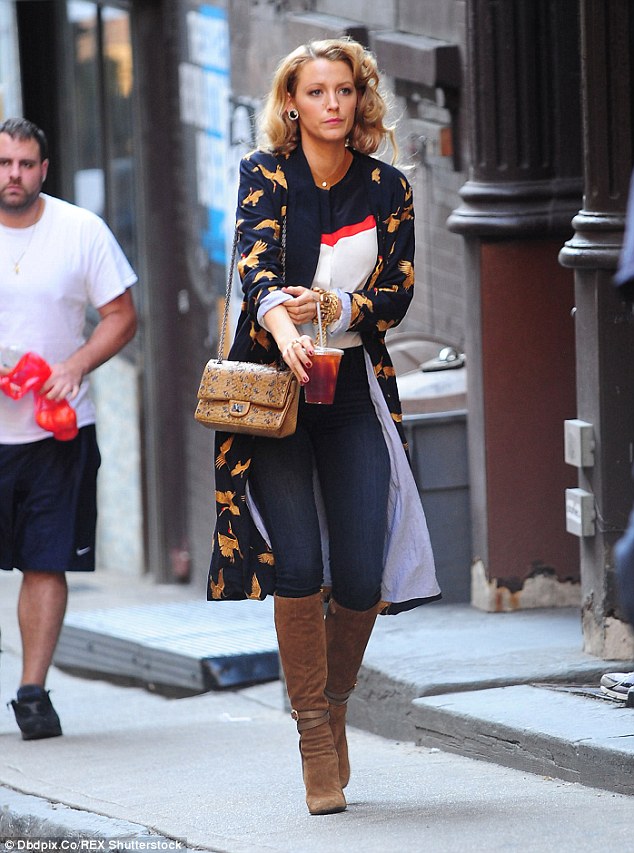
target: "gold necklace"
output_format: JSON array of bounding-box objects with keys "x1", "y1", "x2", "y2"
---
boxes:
[
  {"x1": 311, "y1": 152, "x2": 351, "y2": 189},
  {"x1": 1, "y1": 200, "x2": 42, "y2": 275}
]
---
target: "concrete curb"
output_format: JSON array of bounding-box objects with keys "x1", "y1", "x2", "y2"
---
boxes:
[
  {"x1": 411, "y1": 683, "x2": 634, "y2": 796},
  {"x1": 349, "y1": 658, "x2": 628, "y2": 743},
  {"x1": 0, "y1": 787, "x2": 186, "y2": 848}
]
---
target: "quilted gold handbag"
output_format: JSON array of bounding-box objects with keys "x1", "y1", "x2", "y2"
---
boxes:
[
  {"x1": 194, "y1": 223, "x2": 300, "y2": 438},
  {"x1": 195, "y1": 359, "x2": 299, "y2": 438}
]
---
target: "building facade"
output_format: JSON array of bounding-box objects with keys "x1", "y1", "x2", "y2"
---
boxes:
[{"x1": 2, "y1": 0, "x2": 632, "y2": 656}]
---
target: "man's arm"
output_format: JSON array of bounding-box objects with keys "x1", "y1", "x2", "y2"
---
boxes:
[{"x1": 43, "y1": 289, "x2": 137, "y2": 401}]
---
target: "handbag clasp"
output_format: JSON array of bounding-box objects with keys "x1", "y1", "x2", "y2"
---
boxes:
[{"x1": 230, "y1": 400, "x2": 250, "y2": 417}]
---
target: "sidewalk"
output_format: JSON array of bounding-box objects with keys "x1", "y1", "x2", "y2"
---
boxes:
[
  {"x1": 351, "y1": 599, "x2": 634, "y2": 796},
  {"x1": 1, "y1": 569, "x2": 633, "y2": 852}
]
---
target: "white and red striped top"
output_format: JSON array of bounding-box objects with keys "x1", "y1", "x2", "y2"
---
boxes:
[{"x1": 259, "y1": 157, "x2": 378, "y2": 348}]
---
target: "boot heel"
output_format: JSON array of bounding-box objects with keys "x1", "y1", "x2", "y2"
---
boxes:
[
  {"x1": 294, "y1": 709, "x2": 347, "y2": 815},
  {"x1": 324, "y1": 686, "x2": 355, "y2": 788}
]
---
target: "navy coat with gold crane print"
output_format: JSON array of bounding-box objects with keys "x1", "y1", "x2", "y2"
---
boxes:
[{"x1": 208, "y1": 144, "x2": 428, "y2": 611}]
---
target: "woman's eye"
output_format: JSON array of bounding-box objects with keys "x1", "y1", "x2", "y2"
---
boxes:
[
  {"x1": 339, "y1": 87, "x2": 353, "y2": 95},
  {"x1": 308, "y1": 89, "x2": 322, "y2": 97}
]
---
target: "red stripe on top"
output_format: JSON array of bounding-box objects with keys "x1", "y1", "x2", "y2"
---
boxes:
[{"x1": 321, "y1": 214, "x2": 376, "y2": 247}]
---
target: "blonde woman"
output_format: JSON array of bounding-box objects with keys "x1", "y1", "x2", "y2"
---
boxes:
[{"x1": 209, "y1": 39, "x2": 439, "y2": 814}]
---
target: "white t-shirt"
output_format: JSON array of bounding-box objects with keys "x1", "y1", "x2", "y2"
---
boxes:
[{"x1": 0, "y1": 193, "x2": 137, "y2": 444}]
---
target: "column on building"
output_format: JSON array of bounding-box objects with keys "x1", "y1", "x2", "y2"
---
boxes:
[
  {"x1": 559, "y1": 1, "x2": 634, "y2": 657},
  {"x1": 447, "y1": 0, "x2": 583, "y2": 610}
]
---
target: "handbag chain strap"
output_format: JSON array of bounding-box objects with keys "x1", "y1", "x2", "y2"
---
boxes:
[
  {"x1": 217, "y1": 230, "x2": 239, "y2": 363},
  {"x1": 216, "y1": 216, "x2": 287, "y2": 364}
]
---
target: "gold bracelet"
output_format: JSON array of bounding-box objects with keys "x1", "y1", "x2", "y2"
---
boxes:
[
  {"x1": 312, "y1": 289, "x2": 339, "y2": 327},
  {"x1": 323, "y1": 291, "x2": 339, "y2": 324}
]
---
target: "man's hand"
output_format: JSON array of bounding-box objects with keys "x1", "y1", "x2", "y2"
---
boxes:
[{"x1": 41, "y1": 362, "x2": 82, "y2": 401}]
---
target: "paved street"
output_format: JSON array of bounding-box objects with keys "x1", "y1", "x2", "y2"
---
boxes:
[{"x1": 1, "y1": 570, "x2": 633, "y2": 852}]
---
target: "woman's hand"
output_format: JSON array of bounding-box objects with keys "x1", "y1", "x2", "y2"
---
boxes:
[
  {"x1": 261, "y1": 302, "x2": 315, "y2": 384},
  {"x1": 280, "y1": 333, "x2": 314, "y2": 384},
  {"x1": 282, "y1": 286, "x2": 319, "y2": 325}
]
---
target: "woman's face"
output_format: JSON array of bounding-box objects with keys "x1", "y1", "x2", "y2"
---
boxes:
[{"x1": 288, "y1": 58, "x2": 358, "y2": 147}]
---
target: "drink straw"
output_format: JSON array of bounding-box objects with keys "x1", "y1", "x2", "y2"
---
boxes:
[{"x1": 316, "y1": 300, "x2": 325, "y2": 348}]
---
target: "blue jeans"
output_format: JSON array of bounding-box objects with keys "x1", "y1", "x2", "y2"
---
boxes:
[{"x1": 249, "y1": 346, "x2": 390, "y2": 611}]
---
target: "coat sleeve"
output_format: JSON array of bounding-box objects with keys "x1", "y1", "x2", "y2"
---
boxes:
[
  {"x1": 614, "y1": 169, "x2": 634, "y2": 303},
  {"x1": 616, "y1": 506, "x2": 634, "y2": 626},
  {"x1": 235, "y1": 152, "x2": 288, "y2": 321},
  {"x1": 348, "y1": 170, "x2": 415, "y2": 336}
]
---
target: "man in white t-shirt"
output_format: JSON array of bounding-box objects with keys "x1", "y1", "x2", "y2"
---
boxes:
[{"x1": 0, "y1": 118, "x2": 137, "y2": 739}]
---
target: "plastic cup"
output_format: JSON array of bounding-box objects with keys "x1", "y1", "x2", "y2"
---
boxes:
[
  {"x1": 0, "y1": 345, "x2": 25, "y2": 369},
  {"x1": 304, "y1": 346, "x2": 343, "y2": 405}
]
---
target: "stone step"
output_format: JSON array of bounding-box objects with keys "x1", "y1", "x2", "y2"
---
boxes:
[{"x1": 411, "y1": 683, "x2": 634, "y2": 796}]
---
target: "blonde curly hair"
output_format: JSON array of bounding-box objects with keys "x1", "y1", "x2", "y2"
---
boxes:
[{"x1": 258, "y1": 38, "x2": 397, "y2": 161}]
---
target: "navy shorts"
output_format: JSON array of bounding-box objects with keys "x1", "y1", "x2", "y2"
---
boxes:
[{"x1": 0, "y1": 426, "x2": 101, "y2": 572}]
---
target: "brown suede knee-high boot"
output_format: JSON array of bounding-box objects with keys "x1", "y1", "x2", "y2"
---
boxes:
[
  {"x1": 324, "y1": 598, "x2": 377, "y2": 788},
  {"x1": 274, "y1": 593, "x2": 346, "y2": 815}
]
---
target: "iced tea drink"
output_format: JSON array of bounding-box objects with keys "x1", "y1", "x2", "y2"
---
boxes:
[{"x1": 304, "y1": 346, "x2": 344, "y2": 405}]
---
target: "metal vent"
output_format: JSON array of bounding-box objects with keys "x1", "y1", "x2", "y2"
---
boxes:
[{"x1": 54, "y1": 599, "x2": 279, "y2": 693}]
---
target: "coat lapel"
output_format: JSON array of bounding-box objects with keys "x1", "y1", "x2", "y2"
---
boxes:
[{"x1": 284, "y1": 147, "x2": 321, "y2": 286}]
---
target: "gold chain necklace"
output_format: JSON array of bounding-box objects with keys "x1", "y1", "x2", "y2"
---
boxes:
[
  {"x1": 0, "y1": 200, "x2": 42, "y2": 275},
  {"x1": 310, "y1": 152, "x2": 351, "y2": 189}
]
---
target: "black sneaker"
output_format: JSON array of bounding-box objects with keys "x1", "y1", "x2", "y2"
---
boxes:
[
  {"x1": 600, "y1": 670, "x2": 634, "y2": 701},
  {"x1": 9, "y1": 685, "x2": 63, "y2": 740}
]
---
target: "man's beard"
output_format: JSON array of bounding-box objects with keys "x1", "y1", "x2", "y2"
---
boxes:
[{"x1": 0, "y1": 184, "x2": 42, "y2": 214}]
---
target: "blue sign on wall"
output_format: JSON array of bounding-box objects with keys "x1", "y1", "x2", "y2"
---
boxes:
[{"x1": 180, "y1": 4, "x2": 230, "y2": 265}]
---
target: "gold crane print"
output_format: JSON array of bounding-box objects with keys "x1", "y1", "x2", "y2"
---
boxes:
[
  {"x1": 257, "y1": 163, "x2": 288, "y2": 190},
  {"x1": 209, "y1": 567, "x2": 225, "y2": 598},
  {"x1": 218, "y1": 523, "x2": 241, "y2": 560},
  {"x1": 243, "y1": 189, "x2": 264, "y2": 206},
  {"x1": 254, "y1": 218, "x2": 281, "y2": 240},
  {"x1": 216, "y1": 490, "x2": 240, "y2": 516},
  {"x1": 230, "y1": 459, "x2": 250, "y2": 477},
  {"x1": 239, "y1": 239, "x2": 267, "y2": 272},
  {"x1": 398, "y1": 260, "x2": 414, "y2": 290},
  {"x1": 215, "y1": 435, "x2": 235, "y2": 470}
]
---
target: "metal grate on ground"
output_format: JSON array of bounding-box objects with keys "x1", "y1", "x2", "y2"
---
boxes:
[{"x1": 53, "y1": 598, "x2": 279, "y2": 694}]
